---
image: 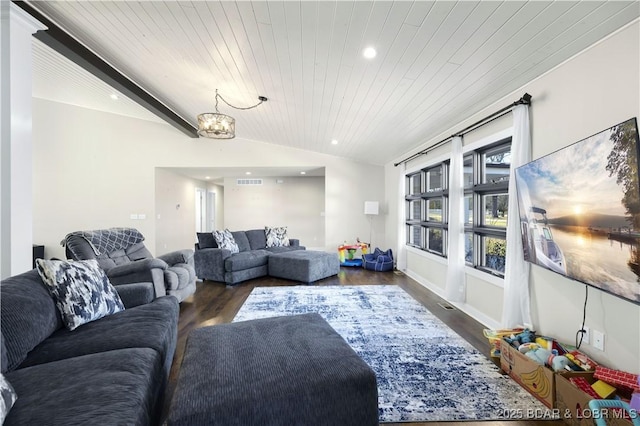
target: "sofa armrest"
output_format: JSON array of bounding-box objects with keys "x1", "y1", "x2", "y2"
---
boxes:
[
  {"x1": 114, "y1": 282, "x2": 155, "y2": 308},
  {"x1": 193, "y1": 248, "x2": 231, "y2": 282},
  {"x1": 106, "y1": 259, "x2": 168, "y2": 298},
  {"x1": 107, "y1": 258, "x2": 168, "y2": 278},
  {"x1": 158, "y1": 249, "x2": 194, "y2": 266},
  {"x1": 289, "y1": 239, "x2": 301, "y2": 247}
]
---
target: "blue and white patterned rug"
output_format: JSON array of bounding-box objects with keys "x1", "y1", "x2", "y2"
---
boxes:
[{"x1": 234, "y1": 285, "x2": 546, "y2": 422}]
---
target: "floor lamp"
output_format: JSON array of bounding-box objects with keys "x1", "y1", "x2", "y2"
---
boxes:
[{"x1": 364, "y1": 201, "x2": 379, "y2": 249}]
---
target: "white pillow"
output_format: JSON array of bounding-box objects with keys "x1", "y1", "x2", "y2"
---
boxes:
[
  {"x1": 35, "y1": 259, "x2": 125, "y2": 331},
  {"x1": 212, "y1": 229, "x2": 239, "y2": 254},
  {"x1": 0, "y1": 373, "x2": 17, "y2": 424},
  {"x1": 265, "y1": 226, "x2": 290, "y2": 248}
]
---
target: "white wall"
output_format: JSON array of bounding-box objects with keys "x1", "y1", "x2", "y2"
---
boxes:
[
  {"x1": 32, "y1": 100, "x2": 385, "y2": 259},
  {"x1": 207, "y1": 182, "x2": 224, "y2": 230},
  {"x1": 385, "y1": 21, "x2": 640, "y2": 372},
  {"x1": 154, "y1": 168, "x2": 202, "y2": 253},
  {"x1": 223, "y1": 176, "x2": 325, "y2": 250}
]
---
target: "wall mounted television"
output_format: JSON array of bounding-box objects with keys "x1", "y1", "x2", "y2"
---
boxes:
[{"x1": 515, "y1": 117, "x2": 640, "y2": 305}]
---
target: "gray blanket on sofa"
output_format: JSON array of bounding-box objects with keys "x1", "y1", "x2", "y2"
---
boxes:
[{"x1": 63, "y1": 228, "x2": 145, "y2": 256}]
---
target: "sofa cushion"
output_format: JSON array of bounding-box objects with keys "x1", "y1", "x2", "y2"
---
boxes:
[
  {"x1": 18, "y1": 296, "x2": 178, "y2": 373},
  {"x1": 265, "y1": 226, "x2": 290, "y2": 247},
  {"x1": 231, "y1": 231, "x2": 251, "y2": 252},
  {"x1": 0, "y1": 373, "x2": 17, "y2": 424},
  {"x1": 36, "y1": 259, "x2": 125, "y2": 331},
  {"x1": 266, "y1": 245, "x2": 306, "y2": 254},
  {"x1": 212, "y1": 229, "x2": 239, "y2": 254},
  {"x1": 246, "y1": 229, "x2": 267, "y2": 250},
  {"x1": 196, "y1": 232, "x2": 217, "y2": 249},
  {"x1": 4, "y1": 348, "x2": 163, "y2": 426},
  {"x1": 0, "y1": 269, "x2": 63, "y2": 373},
  {"x1": 224, "y1": 250, "x2": 270, "y2": 272}
]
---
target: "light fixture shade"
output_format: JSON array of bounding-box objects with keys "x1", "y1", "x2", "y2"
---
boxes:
[
  {"x1": 364, "y1": 201, "x2": 379, "y2": 215},
  {"x1": 197, "y1": 112, "x2": 236, "y2": 139}
]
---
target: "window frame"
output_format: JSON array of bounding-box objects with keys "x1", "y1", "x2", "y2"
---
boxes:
[
  {"x1": 404, "y1": 162, "x2": 449, "y2": 257},
  {"x1": 404, "y1": 131, "x2": 512, "y2": 279}
]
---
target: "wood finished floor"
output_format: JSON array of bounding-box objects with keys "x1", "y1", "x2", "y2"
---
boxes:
[{"x1": 164, "y1": 267, "x2": 562, "y2": 425}]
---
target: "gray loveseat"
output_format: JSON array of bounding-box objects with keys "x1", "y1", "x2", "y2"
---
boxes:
[
  {"x1": 0, "y1": 269, "x2": 179, "y2": 425},
  {"x1": 194, "y1": 229, "x2": 305, "y2": 285}
]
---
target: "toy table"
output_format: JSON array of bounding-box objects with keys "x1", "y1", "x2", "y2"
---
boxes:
[{"x1": 338, "y1": 243, "x2": 369, "y2": 267}]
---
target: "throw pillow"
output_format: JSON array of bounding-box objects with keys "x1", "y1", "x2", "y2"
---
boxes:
[
  {"x1": 196, "y1": 232, "x2": 217, "y2": 249},
  {"x1": 35, "y1": 259, "x2": 125, "y2": 331},
  {"x1": 0, "y1": 374, "x2": 17, "y2": 424},
  {"x1": 212, "y1": 229, "x2": 239, "y2": 254},
  {"x1": 265, "y1": 226, "x2": 290, "y2": 248}
]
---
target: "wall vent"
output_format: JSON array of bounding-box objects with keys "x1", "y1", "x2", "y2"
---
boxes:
[
  {"x1": 437, "y1": 302, "x2": 456, "y2": 311},
  {"x1": 236, "y1": 178, "x2": 263, "y2": 186}
]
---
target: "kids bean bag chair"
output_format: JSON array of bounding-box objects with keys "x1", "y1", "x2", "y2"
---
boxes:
[{"x1": 362, "y1": 248, "x2": 394, "y2": 272}]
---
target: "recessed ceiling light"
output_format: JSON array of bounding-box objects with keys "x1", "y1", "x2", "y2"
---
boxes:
[
  {"x1": 110, "y1": 94, "x2": 119, "y2": 100},
  {"x1": 205, "y1": 176, "x2": 210, "y2": 180},
  {"x1": 300, "y1": 171, "x2": 306, "y2": 175},
  {"x1": 363, "y1": 47, "x2": 377, "y2": 59},
  {"x1": 331, "y1": 139, "x2": 338, "y2": 145},
  {"x1": 245, "y1": 171, "x2": 252, "y2": 175}
]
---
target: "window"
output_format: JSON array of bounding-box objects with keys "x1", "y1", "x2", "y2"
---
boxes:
[
  {"x1": 405, "y1": 164, "x2": 448, "y2": 256},
  {"x1": 467, "y1": 139, "x2": 511, "y2": 276},
  {"x1": 405, "y1": 137, "x2": 511, "y2": 277}
]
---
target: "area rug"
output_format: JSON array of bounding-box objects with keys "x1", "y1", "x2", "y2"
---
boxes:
[{"x1": 234, "y1": 285, "x2": 546, "y2": 422}]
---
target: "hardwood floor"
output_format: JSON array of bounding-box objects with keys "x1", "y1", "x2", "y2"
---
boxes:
[{"x1": 164, "y1": 267, "x2": 562, "y2": 425}]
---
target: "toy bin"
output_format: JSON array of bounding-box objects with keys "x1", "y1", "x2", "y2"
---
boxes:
[{"x1": 483, "y1": 328, "x2": 524, "y2": 358}]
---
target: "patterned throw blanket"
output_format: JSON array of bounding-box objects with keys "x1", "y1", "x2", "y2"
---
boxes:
[{"x1": 63, "y1": 228, "x2": 145, "y2": 256}]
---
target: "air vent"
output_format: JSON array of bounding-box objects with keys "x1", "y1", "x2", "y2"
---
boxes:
[
  {"x1": 438, "y1": 302, "x2": 455, "y2": 311},
  {"x1": 236, "y1": 179, "x2": 263, "y2": 186}
]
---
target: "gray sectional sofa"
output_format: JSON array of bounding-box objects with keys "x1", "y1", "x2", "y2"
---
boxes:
[
  {"x1": 194, "y1": 229, "x2": 305, "y2": 285},
  {"x1": 0, "y1": 269, "x2": 179, "y2": 425}
]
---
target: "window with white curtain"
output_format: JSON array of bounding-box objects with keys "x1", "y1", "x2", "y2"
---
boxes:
[
  {"x1": 405, "y1": 136, "x2": 512, "y2": 277},
  {"x1": 405, "y1": 164, "x2": 449, "y2": 257}
]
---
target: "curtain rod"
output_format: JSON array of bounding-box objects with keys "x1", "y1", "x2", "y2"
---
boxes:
[{"x1": 393, "y1": 93, "x2": 532, "y2": 167}]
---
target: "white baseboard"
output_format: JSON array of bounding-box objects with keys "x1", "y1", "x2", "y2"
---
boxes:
[{"x1": 403, "y1": 269, "x2": 501, "y2": 330}]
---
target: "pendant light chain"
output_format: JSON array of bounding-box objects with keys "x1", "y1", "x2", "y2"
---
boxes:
[{"x1": 215, "y1": 90, "x2": 267, "y2": 111}]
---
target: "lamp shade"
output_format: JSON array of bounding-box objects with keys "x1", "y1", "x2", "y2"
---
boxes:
[
  {"x1": 197, "y1": 112, "x2": 235, "y2": 139},
  {"x1": 364, "y1": 201, "x2": 379, "y2": 215}
]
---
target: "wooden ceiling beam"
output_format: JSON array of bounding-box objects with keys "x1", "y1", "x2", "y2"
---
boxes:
[{"x1": 13, "y1": 0, "x2": 199, "y2": 138}]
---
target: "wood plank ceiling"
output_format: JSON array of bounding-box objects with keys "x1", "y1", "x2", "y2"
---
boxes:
[{"x1": 27, "y1": 1, "x2": 640, "y2": 165}]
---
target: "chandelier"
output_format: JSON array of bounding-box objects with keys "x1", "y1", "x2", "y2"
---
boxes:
[{"x1": 197, "y1": 90, "x2": 267, "y2": 139}]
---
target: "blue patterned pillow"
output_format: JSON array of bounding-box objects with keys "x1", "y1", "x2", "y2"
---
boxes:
[
  {"x1": 212, "y1": 229, "x2": 239, "y2": 254},
  {"x1": 0, "y1": 373, "x2": 17, "y2": 423},
  {"x1": 35, "y1": 259, "x2": 125, "y2": 331},
  {"x1": 265, "y1": 226, "x2": 289, "y2": 248}
]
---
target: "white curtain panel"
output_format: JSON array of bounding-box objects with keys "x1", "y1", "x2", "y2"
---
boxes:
[
  {"x1": 501, "y1": 104, "x2": 532, "y2": 328},
  {"x1": 445, "y1": 136, "x2": 466, "y2": 302},
  {"x1": 396, "y1": 163, "x2": 407, "y2": 271}
]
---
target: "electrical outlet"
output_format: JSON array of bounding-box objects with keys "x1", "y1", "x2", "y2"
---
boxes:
[
  {"x1": 581, "y1": 326, "x2": 590, "y2": 344},
  {"x1": 593, "y1": 330, "x2": 605, "y2": 351}
]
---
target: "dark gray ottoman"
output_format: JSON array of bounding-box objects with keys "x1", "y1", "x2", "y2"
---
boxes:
[
  {"x1": 168, "y1": 313, "x2": 378, "y2": 425},
  {"x1": 268, "y1": 250, "x2": 339, "y2": 283}
]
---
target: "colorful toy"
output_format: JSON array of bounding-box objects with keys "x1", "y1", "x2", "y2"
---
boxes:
[
  {"x1": 631, "y1": 375, "x2": 640, "y2": 411},
  {"x1": 338, "y1": 242, "x2": 369, "y2": 266},
  {"x1": 517, "y1": 342, "x2": 540, "y2": 353},
  {"x1": 504, "y1": 328, "x2": 536, "y2": 347},
  {"x1": 569, "y1": 376, "x2": 601, "y2": 399},
  {"x1": 524, "y1": 347, "x2": 571, "y2": 372},
  {"x1": 594, "y1": 366, "x2": 640, "y2": 393},
  {"x1": 591, "y1": 379, "x2": 617, "y2": 399}
]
